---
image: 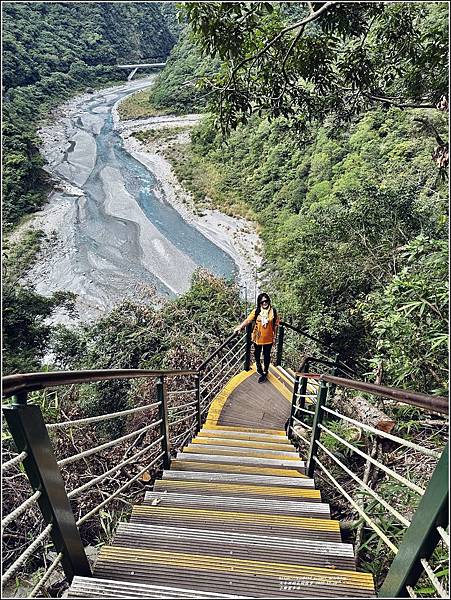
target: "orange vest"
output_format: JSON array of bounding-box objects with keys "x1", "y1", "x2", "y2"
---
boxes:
[{"x1": 247, "y1": 308, "x2": 279, "y2": 345}]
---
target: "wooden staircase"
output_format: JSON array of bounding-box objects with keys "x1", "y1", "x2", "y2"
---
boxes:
[{"x1": 68, "y1": 368, "x2": 376, "y2": 598}]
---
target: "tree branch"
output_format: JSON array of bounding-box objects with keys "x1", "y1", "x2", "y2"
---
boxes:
[
  {"x1": 224, "y1": 2, "x2": 337, "y2": 92},
  {"x1": 363, "y1": 91, "x2": 436, "y2": 109},
  {"x1": 413, "y1": 117, "x2": 446, "y2": 146}
]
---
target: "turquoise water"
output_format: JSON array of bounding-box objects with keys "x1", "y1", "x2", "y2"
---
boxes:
[{"x1": 84, "y1": 91, "x2": 237, "y2": 291}]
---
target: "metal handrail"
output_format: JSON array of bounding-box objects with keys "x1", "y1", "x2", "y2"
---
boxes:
[
  {"x1": 320, "y1": 374, "x2": 448, "y2": 415},
  {"x1": 57, "y1": 420, "x2": 162, "y2": 467},
  {"x1": 197, "y1": 331, "x2": 239, "y2": 371},
  {"x1": 318, "y1": 423, "x2": 426, "y2": 495},
  {"x1": 76, "y1": 452, "x2": 164, "y2": 527},
  {"x1": 314, "y1": 455, "x2": 399, "y2": 554},
  {"x1": 281, "y1": 321, "x2": 338, "y2": 353},
  {"x1": 67, "y1": 437, "x2": 164, "y2": 499},
  {"x1": 420, "y1": 558, "x2": 448, "y2": 598},
  {"x1": 1, "y1": 330, "x2": 248, "y2": 592},
  {"x1": 295, "y1": 371, "x2": 448, "y2": 414},
  {"x1": 2, "y1": 368, "x2": 199, "y2": 398},
  {"x1": 281, "y1": 322, "x2": 365, "y2": 373},
  {"x1": 322, "y1": 406, "x2": 442, "y2": 459},
  {"x1": 316, "y1": 439, "x2": 411, "y2": 528},
  {"x1": 46, "y1": 401, "x2": 161, "y2": 430},
  {"x1": 296, "y1": 354, "x2": 353, "y2": 378}
]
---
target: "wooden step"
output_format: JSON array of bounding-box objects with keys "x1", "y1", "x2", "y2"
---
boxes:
[
  {"x1": 162, "y1": 469, "x2": 314, "y2": 487},
  {"x1": 144, "y1": 491, "x2": 331, "y2": 518},
  {"x1": 175, "y1": 452, "x2": 305, "y2": 470},
  {"x1": 170, "y1": 459, "x2": 307, "y2": 478},
  {"x1": 68, "y1": 576, "x2": 249, "y2": 598},
  {"x1": 200, "y1": 427, "x2": 288, "y2": 441},
  {"x1": 183, "y1": 443, "x2": 301, "y2": 459},
  {"x1": 191, "y1": 436, "x2": 297, "y2": 452},
  {"x1": 113, "y1": 522, "x2": 357, "y2": 570},
  {"x1": 154, "y1": 479, "x2": 321, "y2": 501},
  {"x1": 203, "y1": 424, "x2": 287, "y2": 434},
  {"x1": 94, "y1": 546, "x2": 376, "y2": 598},
  {"x1": 130, "y1": 505, "x2": 342, "y2": 542}
]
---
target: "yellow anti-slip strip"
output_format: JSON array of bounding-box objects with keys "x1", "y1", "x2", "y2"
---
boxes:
[
  {"x1": 182, "y1": 447, "x2": 301, "y2": 461},
  {"x1": 202, "y1": 424, "x2": 286, "y2": 436},
  {"x1": 171, "y1": 460, "x2": 307, "y2": 478},
  {"x1": 205, "y1": 368, "x2": 255, "y2": 427},
  {"x1": 132, "y1": 505, "x2": 338, "y2": 532},
  {"x1": 270, "y1": 365, "x2": 293, "y2": 387},
  {"x1": 197, "y1": 431, "x2": 290, "y2": 444},
  {"x1": 191, "y1": 438, "x2": 293, "y2": 451},
  {"x1": 99, "y1": 546, "x2": 374, "y2": 588},
  {"x1": 267, "y1": 371, "x2": 292, "y2": 403},
  {"x1": 157, "y1": 480, "x2": 321, "y2": 500}
]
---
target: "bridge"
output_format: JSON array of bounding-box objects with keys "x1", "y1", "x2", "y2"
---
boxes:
[
  {"x1": 2, "y1": 322, "x2": 448, "y2": 597},
  {"x1": 116, "y1": 62, "x2": 166, "y2": 80}
]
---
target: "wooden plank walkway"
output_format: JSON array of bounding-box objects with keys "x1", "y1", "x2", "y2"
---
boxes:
[
  {"x1": 217, "y1": 367, "x2": 291, "y2": 430},
  {"x1": 68, "y1": 366, "x2": 376, "y2": 598}
]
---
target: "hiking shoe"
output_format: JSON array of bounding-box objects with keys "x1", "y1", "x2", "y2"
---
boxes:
[{"x1": 258, "y1": 373, "x2": 267, "y2": 383}]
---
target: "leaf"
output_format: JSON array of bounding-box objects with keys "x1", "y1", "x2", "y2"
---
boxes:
[{"x1": 141, "y1": 471, "x2": 151, "y2": 482}]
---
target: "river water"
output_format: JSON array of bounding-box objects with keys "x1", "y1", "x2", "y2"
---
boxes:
[{"x1": 33, "y1": 77, "x2": 237, "y2": 322}]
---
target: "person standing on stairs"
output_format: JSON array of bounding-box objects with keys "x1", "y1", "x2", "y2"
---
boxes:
[{"x1": 234, "y1": 293, "x2": 280, "y2": 383}]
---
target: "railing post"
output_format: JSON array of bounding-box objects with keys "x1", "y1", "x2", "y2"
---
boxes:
[
  {"x1": 157, "y1": 376, "x2": 171, "y2": 469},
  {"x1": 275, "y1": 324, "x2": 285, "y2": 366},
  {"x1": 379, "y1": 443, "x2": 449, "y2": 597},
  {"x1": 288, "y1": 373, "x2": 300, "y2": 439},
  {"x1": 2, "y1": 393, "x2": 91, "y2": 583},
  {"x1": 195, "y1": 373, "x2": 202, "y2": 433},
  {"x1": 306, "y1": 380, "x2": 328, "y2": 478},
  {"x1": 329, "y1": 352, "x2": 340, "y2": 397},
  {"x1": 298, "y1": 360, "x2": 310, "y2": 414},
  {"x1": 244, "y1": 324, "x2": 253, "y2": 371}
]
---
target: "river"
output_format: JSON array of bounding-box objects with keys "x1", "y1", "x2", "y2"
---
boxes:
[{"x1": 29, "y1": 77, "x2": 243, "y2": 323}]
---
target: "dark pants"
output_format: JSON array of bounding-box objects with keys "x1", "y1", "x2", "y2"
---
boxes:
[{"x1": 254, "y1": 343, "x2": 272, "y2": 374}]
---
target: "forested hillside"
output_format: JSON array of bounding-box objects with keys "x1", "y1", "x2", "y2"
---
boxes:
[
  {"x1": 141, "y1": 2, "x2": 449, "y2": 394},
  {"x1": 2, "y1": 2, "x2": 175, "y2": 227}
]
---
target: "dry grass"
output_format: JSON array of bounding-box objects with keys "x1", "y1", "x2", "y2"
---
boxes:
[{"x1": 118, "y1": 89, "x2": 171, "y2": 120}]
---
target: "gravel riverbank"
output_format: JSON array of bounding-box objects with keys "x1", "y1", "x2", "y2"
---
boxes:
[
  {"x1": 113, "y1": 101, "x2": 262, "y2": 301},
  {"x1": 12, "y1": 77, "x2": 262, "y2": 324}
]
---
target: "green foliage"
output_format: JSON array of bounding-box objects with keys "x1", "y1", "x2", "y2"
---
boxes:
[
  {"x1": 2, "y1": 229, "x2": 45, "y2": 282},
  {"x1": 2, "y1": 232, "x2": 77, "y2": 375},
  {"x1": 118, "y1": 88, "x2": 172, "y2": 120},
  {"x1": 50, "y1": 270, "x2": 243, "y2": 428},
  {"x1": 2, "y1": 284, "x2": 76, "y2": 375},
  {"x1": 359, "y1": 236, "x2": 448, "y2": 394},
  {"x1": 160, "y1": 104, "x2": 447, "y2": 383},
  {"x1": 149, "y1": 33, "x2": 219, "y2": 114},
  {"x1": 184, "y1": 2, "x2": 449, "y2": 135}
]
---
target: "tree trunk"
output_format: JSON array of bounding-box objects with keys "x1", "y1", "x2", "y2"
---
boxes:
[{"x1": 331, "y1": 391, "x2": 395, "y2": 433}]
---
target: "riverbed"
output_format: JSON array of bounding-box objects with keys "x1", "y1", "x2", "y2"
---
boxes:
[{"x1": 22, "y1": 76, "x2": 261, "y2": 323}]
